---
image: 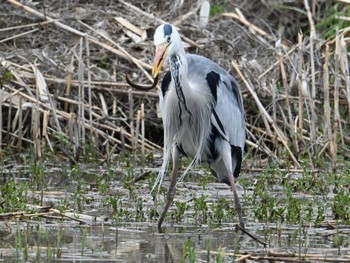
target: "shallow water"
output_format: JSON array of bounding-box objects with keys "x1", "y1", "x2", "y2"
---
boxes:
[
  {"x1": 1, "y1": 166, "x2": 350, "y2": 262},
  {"x1": 1, "y1": 219, "x2": 349, "y2": 262}
]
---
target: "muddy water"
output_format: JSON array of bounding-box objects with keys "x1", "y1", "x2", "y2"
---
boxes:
[
  {"x1": 1, "y1": 218, "x2": 348, "y2": 262},
  {"x1": 1, "y1": 168, "x2": 350, "y2": 262}
]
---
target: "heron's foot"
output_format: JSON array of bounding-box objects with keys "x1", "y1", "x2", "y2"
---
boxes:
[
  {"x1": 238, "y1": 220, "x2": 245, "y2": 230},
  {"x1": 157, "y1": 223, "x2": 165, "y2": 233}
]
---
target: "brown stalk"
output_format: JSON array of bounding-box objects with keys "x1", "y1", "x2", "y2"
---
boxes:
[
  {"x1": 32, "y1": 106, "x2": 41, "y2": 161},
  {"x1": 297, "y1": 32, "x2": 304, "y2": 141},
  {"x1": 141, "y1": 103, "x2": 145, "y2": 165},
  {"x1": 121, "y1": 128, "x2": 125, "y2": 152},
  {"x1": 64, "y1": 55, "x2": 74, "y2": 113},
  {"x1": 0, "y1": 28, "x2": 39, "y2": 44},
  {"x1": 85, "y1": 38, "x2": 93, "y2": 128},
  {"x1": 135, "y1": 109, "x2": 141, "y2": 149},
  {"x1": 279, "y1": 47, "x2": 295, "y2": 150},
  {"x1": 270, "y1": 80, "x2": 277, "y2": 148},
  {"x1": 304, "y1": 0, "x2": 318, "y2": 155},
  {"x1": 17, "y1": 96, "x2": 23, "y2": 153},
  {"x1": 128, "y1": 89, "x2": 134, "y2": 150},
  {"x1": 331, "y1": 31, "x2": 341, "y2": 172},
  {"x1": 78, "y1": 37, "x2": 85, "y2": 152},
  {"x1": 323, "y1": 45, "x2": 332, "y2": 142},
  {"x1": 6, "y1": 97, "x2": 12, "y2": 143},
  {"x1": 42, "y1": 110, "x2": 48, "y2": 146}
]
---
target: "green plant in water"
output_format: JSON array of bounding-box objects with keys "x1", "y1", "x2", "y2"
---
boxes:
[
  {"x1": 55, "y1": 229, "x2": 63, "y2": 259},
  {"x1": 31, "y1": 161, "x2": 46, "y2": 206},
  {"x1": 206, "y1": 237, "x2": 211, "y2": 263},
  {"x1": 174, "y1": 201, "x2": 189, "y2": 223},
  {"x1": 121, "y1": 166, "x2": 137, "y2": 200},
  {"x1": 330, "y1": 168, "x2": 350, "y2": 223},
  {"x1": 216, "y1": 245, "x2": 224, "y2": 263},
  {"x1": 199, "y1": 173, "x2": 210, "y2": 190},
  {"x1": 210, "y1": 197, "x2": 232, "y2": 224},
  {"x1": 81, "y1": 226, "x2": 88, "y2": 256},
  {"x1": 111, "y1": 200, "x2": 133, "y2": 223},
  {"x1": 149, "y1": 206, "x2": 159, "y2": 220},
  {"x1": 284, "y1": 190, "x2": 302, "y2": 224},
  {"x1": 15, "y1": 223, "x2": 22, "y2": 263},
  {"x1": 81, "y1": 137, "x2": 101, "y2": 162},
  {"x1": 23, "y1": 223, "x2": 29, "y2": 262},
  {"x1": 194, "y1": 195, "x2": 209, "y2": 223},
  {"x1": 0, "y1": 180, "x2": 28, "y2": 213},
  {"x1": 252, "y1": 189, "x2": 278, "y2": 222},
  {"x1": 35, "y1": 225, "x2": 43, "y2": 262},
  {"x1": 135, "y1": 197, "x2": 145, "y2": 221},
  {"x1": 45, "y1": 227, "x2": 53, "y2": 263},
  {"x1": 103, "y1": 195, "x2": 119, "y2": 212},
  {"x1": 181, "y1": 238, "x2": 198, "y2": 263},
  {"x1": 314, "y1": 201, "x2": 326, "y2": 226},
  {"x1": 57, "y1": 198, "x2": 71, "y2": 214},
  {"x1": 332, "y1": 188, "x2": 350, "y2": 223}
]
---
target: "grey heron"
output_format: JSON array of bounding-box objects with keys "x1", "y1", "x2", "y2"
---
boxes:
[{"x1": 127, "y1": 23, "x2": 246, "y2": 231}]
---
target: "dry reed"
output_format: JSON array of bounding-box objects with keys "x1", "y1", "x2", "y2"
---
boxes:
[{"x1": 0, "y1": 0, "x2": 349, "y2": 171}]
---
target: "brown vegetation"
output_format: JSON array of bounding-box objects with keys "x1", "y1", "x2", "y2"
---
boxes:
[{"x1": 0, "y1": 0, "x2": 349, "y2": 170}]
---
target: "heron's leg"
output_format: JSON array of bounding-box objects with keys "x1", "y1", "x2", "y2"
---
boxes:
[
  {"x1": 158, "y1": 148, "x2": 180, "y2": 232},
  {"x1": 220, "y1": 141, "x2": 245, "y2": 228},
  {"x1": 228, "y1": 172, "x2": 244, "y2": 228}
]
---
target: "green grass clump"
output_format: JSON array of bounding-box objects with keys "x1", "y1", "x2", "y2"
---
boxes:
[
  {"x1": 193, "y1": 194, "x2": 209, "y2": 223},
  {"x1": 316, "y1": 3, "x2": 350, "y2": 40},
  {"x1": 210, "y1": 4, "x2": 225, "y2": 17},
  {"x1": 0, "y1": 180, "x2": 28, "y2": 213},
  {"x1": 210, "y1": 197, "x2": 232, "y2": 224},
  {"x1": 174, "y1": 201, "x2": 189, "y2": 223}
]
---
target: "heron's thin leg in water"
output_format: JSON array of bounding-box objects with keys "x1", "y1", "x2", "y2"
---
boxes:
[
  {"x1": 157, "y1": 164, "x2": 178, "y2": 232},
  {"x1": 158, "y1": 151, "x2": 180, "y2": 232},
  {"x1": 228, "y1": 172, "x2": 244, "y2": 228}
]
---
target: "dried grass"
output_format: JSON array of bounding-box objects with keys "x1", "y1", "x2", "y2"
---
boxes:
[{"x1": 0, "y1": 0, "x2": 349, "y2": 170}]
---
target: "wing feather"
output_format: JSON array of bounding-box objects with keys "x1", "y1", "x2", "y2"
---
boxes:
[{"x1": 187, "y1": 54, "x2": 245, "y2": 151}]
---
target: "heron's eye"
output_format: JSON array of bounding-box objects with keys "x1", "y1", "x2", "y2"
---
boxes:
[{"x1": 166, "y1": 35, "x2": 171, "y2": 44}]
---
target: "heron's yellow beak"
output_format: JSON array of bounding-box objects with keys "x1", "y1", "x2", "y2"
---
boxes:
[{"x1": 152, "y1": 44, "x2": 168, "y2": 78}]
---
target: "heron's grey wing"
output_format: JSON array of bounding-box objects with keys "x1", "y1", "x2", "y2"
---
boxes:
[
  {"x1": 214, "y1": 74, "x2": 245, "y2": 151},
  {"x1": 186, "y1": 54, "x2": 245, "y2": 150},
  {"x1": 186, "y1": 54, "x2": 245, "y2": 179},
  {"x1": 215, "y1": 74, "x2": 245, "y2": 178}
]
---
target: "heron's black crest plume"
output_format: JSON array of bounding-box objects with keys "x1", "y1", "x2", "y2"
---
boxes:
[{"x1": 163, "y1": 24, "x2": 172, "y2": 36}]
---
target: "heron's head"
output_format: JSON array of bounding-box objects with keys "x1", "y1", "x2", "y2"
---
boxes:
[{"x1": 152, "y1": 23, "x2": 182, "y2": 78}]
